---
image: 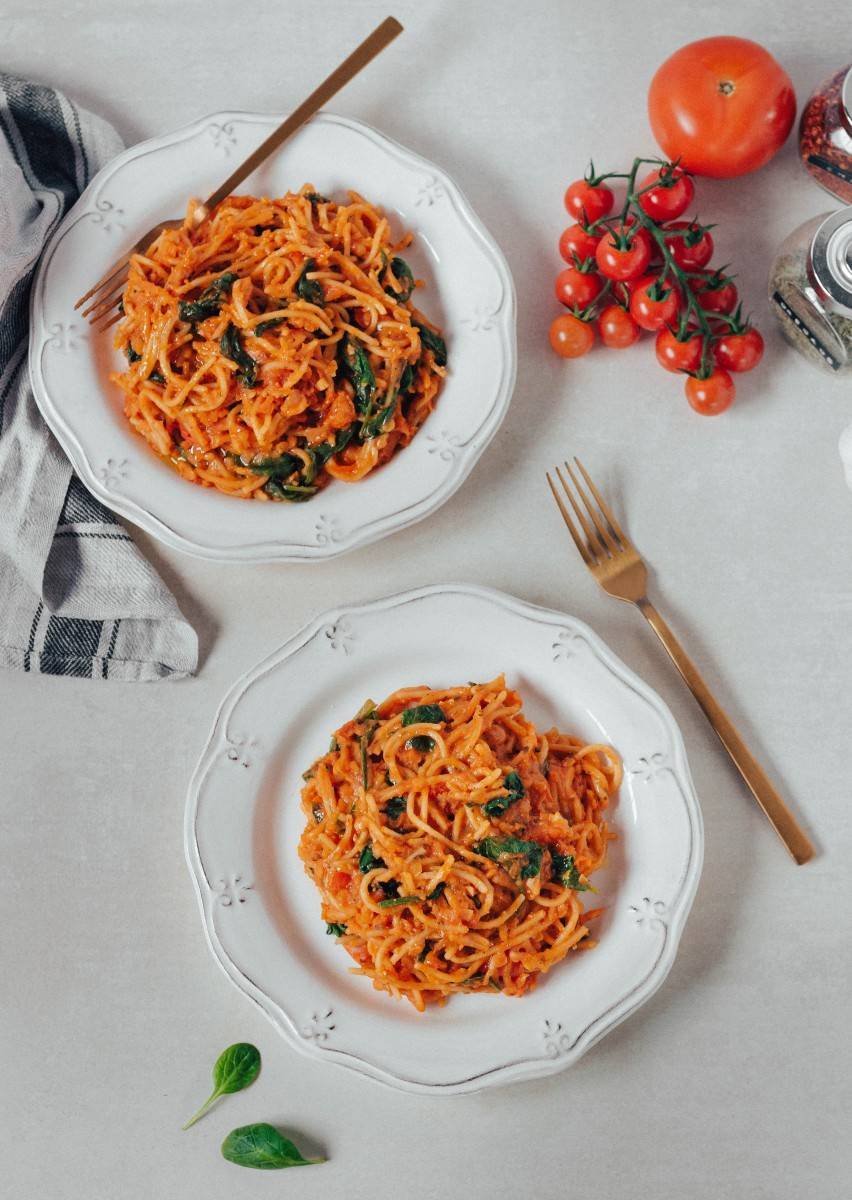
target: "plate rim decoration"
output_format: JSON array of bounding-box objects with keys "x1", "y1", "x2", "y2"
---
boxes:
[
  {"x1": 185, "y1": 583, "x2": 704, "y2": 1094},
  {"x1": 28, "y1": 110, "x2": 517, "y2": 563}
]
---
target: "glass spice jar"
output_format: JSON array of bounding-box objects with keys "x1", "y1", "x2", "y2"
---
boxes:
[
  {"x1": 768, "y1": 207, "x2": 852, "y2": 372},
  {"x1": 799, "y1": 65, "x2": 852, "y2": 201}
]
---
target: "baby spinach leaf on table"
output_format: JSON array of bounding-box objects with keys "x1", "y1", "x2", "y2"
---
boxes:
[
  {"x1": 413, "y1": 319, "x2": 448, "y2": 367},
  {"x1": 551, "y1": 852, "x2": 591, "y2": 891},
  {"x1": 325, "y1": 922, "x2": 347, "y2": 936},
  {"x1": 221, "y1": 1123, "x2": 323, "y2": 1169},
  {"x1": 295, "y1": 258, "x2": 324, "y2": 306},
  {"x1": 401, "y1": 704, "x2": 447, "y2": 726},
  {"x1": 384, "y1": 255, "x2": 415, "y2": 303},
  {"x1": 384, "y1": 796, "x2": 407, "y2": 821},
  {"x1": 407, "y1": 735, "x2": 435, "y2": 752},
  {"x1": 178, "y1": 272, "x2": 238, "y2": 323},
  {"x1": 182, "y1": 1042, "x2": 261, "y2": 1130},
  {"x1": 220, "y1": 324, "x2": 258, "y2": 387},
  {"x1": 339, "y1": 336, "x2": 376, "y2": 415},
  {"x1": 483, "y1": 770, "x2": 526, "y2": 818},
  {"x1": 358, "y1": 843, "x2": 385, "y2": 873},
  {"x1": 473, "y1": 836, "x2": 544, "y2": 879}
]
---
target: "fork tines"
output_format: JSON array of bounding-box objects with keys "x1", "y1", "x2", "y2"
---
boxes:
[{"x1": 546, "y1": 458, "x2": 629, "y2": 564}]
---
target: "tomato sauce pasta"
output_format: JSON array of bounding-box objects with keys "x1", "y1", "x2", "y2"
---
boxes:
[
  {"x1": 111, "y1": 186, "x2": 447, "y2": 501},
  {"x1": 298, "y1": 676, "x2": 620, "y2": 1011}
]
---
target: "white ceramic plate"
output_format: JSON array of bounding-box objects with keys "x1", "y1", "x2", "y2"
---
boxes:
[
  {"x1": 186, "y1": 584, "x2": 703, "y2": 1094},
  {"x1": 29, "y1": 112, "x2": 516, "y2": 562}
]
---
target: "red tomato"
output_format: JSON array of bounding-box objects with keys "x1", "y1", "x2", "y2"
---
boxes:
[
  {"x1": 648, "y1": 36, "x2": 796, "y2": 178},
  {"x1": 564, "y1": 179, "x2": 614, "y2": 223},
  {"x1": 554, "y1": 267, "x2": 604, "y2": 309},
  {"x1": 595, "y1": 224, "x2": 652, "y2": 281},
  {"x1": 637, "y1": 167, "x2": 695, "y2": 221},
  {"x1": 549, "y1": 313, "x2": 595, "y2": 358},
  {"x1": 685, "y1": 368, "x2": 735, "y2": 414},
  {"x1": 655, "y1": 327, "x2": 703, "y2": 373},
  {"x1": 330, "y1": 870, "x2": 351, "y2": 890},
  {"x1": 598, "y1": 305, "x2": 641, "y2": 349},
  {"x1": 558, "y1": 223, "x2": 600, "y2": 265},
  {"x1": 630, "y1": 275, "x2": 680, "y2": 331},
  {"x1": 663, "y1": 221, "x2": 714, "y2": 270},
  {"x1": 713, "y1": 327, "x2": 764, "y2": 372},
  {"x1": 693, "y1": 277, "x2": 738, "y2": 314}
]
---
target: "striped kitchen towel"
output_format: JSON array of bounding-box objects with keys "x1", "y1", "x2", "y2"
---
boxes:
[{"x1": 0, "y1": 74, "x2": 197, "y2": 680}]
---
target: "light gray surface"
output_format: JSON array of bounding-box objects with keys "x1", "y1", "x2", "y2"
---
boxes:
[{"x1": 1, "y1": 1, "x2": 850, "y2": 1196}]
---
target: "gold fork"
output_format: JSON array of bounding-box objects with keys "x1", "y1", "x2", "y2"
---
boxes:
[
  {"x1": 74, "y1": 15, "x2": 403, "y2": 330},
  {"x1": 547, "y1": 458, "x2": 815, "y2": 865}
]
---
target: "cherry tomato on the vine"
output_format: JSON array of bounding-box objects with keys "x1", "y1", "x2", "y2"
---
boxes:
[
  {"x1": 663, "y1": 221, "x2": 714, "y2": 270},
  {"x1": 630, "y1": 274, "x2": 680, "y2": 331},
  {"x1": 655, "y1": 327, "x2": 704, "y2": 373},
  {"x1": 598, "y1": 305, "x2": 641, "y2": 349},
  {"x1": 637, "y1": 166, "x2": 695, "y2": 221},
  {"x1": 559, "y1": 223, "x2": 601, "y2": 265},
  {"x1": 564, "y1": 179, "x2": 614, "y2": 223},
  {"x1": 713, "y1": 327, "x2": 764, "y2": 372},
  {"x1": 554, "y1": 266, "x2": 604, "y2": 309},
  {"x1": 549, "y1": 313, "x2": 595, "y2": 358},
  {"x1": 685, "y1": 368, "x2": 735, "y2": 414},
  {"x1": 595, "y1": 224, "x2": 652, "y2": 281},
  {"x1": 692, "y1": 276, "x2": 738, "y2": 314}
]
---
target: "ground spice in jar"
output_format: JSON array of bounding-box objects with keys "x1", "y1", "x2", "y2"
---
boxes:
[
  {"x1": 769, "y1": 208, "x2": 852, "y2": 373},
  {"x1": 799, "y1": 65, "x2": 852, "y2": 201}
]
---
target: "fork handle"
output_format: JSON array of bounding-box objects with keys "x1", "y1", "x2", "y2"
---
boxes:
[
  {"x1": 202, "y1": 17, "x2": 403, "y2": 211},
  {"x1": 636, "y1": 598, "x2": 815, "y2": 864}
]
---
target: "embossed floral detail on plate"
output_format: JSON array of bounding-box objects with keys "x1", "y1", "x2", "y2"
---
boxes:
[
  {"x1": 87, "y1": 198, "x2": 126, "y2": 233},
  {"x1": 95, "y1": 457, "x2": 129, "y2": 488},
  {"x1": 45, "y1": 322, "x2": 81, "y2": 352},
  {"x1": 324, "y1": 618, "x2": 354, "y2": 654},
  {"x1": 628, "y1": 752, "x2": 670, "y2": 783},
  {"x1": 628, "y1": 897, "x2": 668, "y2": 931},
  {"x1": 542, "y1": 1019, "x2": 572, "y2": 1058},
  {"x1": 215, "y1": 875, "x2": 253, "y2": 907},
  {"x1": 461, "y1": 303, "x2": 503, "y2": 332},
  {"x1": 426, "y1": 430, "x2": 463, "y2": 461},
  {"x1": 301, "y1": 1007, "x2": 335, "y2": 1043},
  {"x1": 225, "y1": 732, "x2": 259, "y2": 768},
  {"x1": 414, "y1": 176, "x2": 445, "y2": 207},
  {"x1": 551, "y1": 629, "x2": 584, "y2": 662},
  {"x1": 207, "y1": 121, "x2": 237, "y2": 155},
  {"x1": 315, "y1": 514, "x2": 342, "y2": 546}
]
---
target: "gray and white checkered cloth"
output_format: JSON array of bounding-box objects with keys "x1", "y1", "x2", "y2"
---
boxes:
[{"x1": 0, "y1": 74, "x2": 197, "y2": 680}]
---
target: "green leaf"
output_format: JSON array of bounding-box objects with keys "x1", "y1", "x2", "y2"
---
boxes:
[
  {"x1": 401, "y1": 704, "x2": 447, "y2": 727},
  {"x1": 125, "y1": 344, "x2": 142, "y2": 363},
  {"x1": 339, "y1": 337, "x2": 376, "y2": 415},
  {"x1": 473, "y1": 836, "x2": 544, "y2": 879},
  {"x1": 220, "y1": 324, "x2": 258, "y2": 387},
  {"x1": 305, "y1": 191, "x2": 329, "y2": 205},
  {"x1": 551, "y1": 852, "x2": 591, "y2": 891},
  {"x1": 237, "y1": 452, "x2": 301, "y2": 481},
  {"x1": 407, "y1": 735, "x2": 435, "y2": 752},
  {"x1": 418, "y1": 939, "x2": 435, "y2": 962},
  {"x1": 148, "y1": 369, "x2": 166, "y2": 384},
  {"x1": 182, "y1": 1043, "x2": 261, "y2": 1130},
  {"x1": 328, "y1": 736, "x2": 340, "y2": 753},
  {"x1": 254, "y1": 315, "x2": 288, "y2": 335},
  {"x1": 179, "y1": 272, "x2": 237, "y2": 323},
  {"x1": 354, "y1": 699, "x2": 378, "y2": 722},
  {"x1": 399, "y1": 362, "x2": 415, "y2": 394},
  {"x1": 221, "y1": 1123, "x2": 323, "y2": 1170},
  {"x1": 483, "y1": 770, "x2": 526, "y2": 818},
  {"x1": 360, "y1": 388, "x2": 399, "y2": 440},
  {"x1": 295, "y1": 258, "x2": 324, "y2": 306},
  {"x1": 384, "y1": 256, "x2": 415, "y2": 303},
  {"x1": 426, "y1": 882, "x2": 446, "y2": 901},
  {"x1": 325, "y1": 922, "x2": 347, "y2": 936},
  {"x1": 378, "y1": 893, "x2": 421, "y2": 908},
  {"x1": 384, "y1": 797, "x2": 407, "y2": 821},
  {"x1": 262, "y1": 478, "x2": 317, "y2": 502},
  {"x1": 413, "y1": 319, "x2": 447, "y2": 366},
  {"x1": 358, "y1": 843, "x2": 385, "y2": 873}
]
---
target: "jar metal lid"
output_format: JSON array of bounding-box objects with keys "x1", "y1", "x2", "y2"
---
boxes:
[
  {"x1": 843, "y1": 65, "x2": 852, "y2": 134},
  {"x1": 809, "y1": 206, "x2": 852, "y2": 313}
]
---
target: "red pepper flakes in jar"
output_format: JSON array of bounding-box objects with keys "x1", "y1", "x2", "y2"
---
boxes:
[{"x1": 799, "y1": 64, "x2": 852, "y2": 201}]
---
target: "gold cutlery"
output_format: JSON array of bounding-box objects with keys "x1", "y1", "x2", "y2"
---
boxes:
[
  {"x1": 74, "y1": 15, "x2": 403, "y2": 329},
  {"x1": 547, "y1": 457, "x2": 815, "y2": 865}
]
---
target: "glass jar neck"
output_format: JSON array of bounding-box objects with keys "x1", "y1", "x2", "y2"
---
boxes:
[
  {"x1": 808, "y1": 208, "x2": 852, "y2": 314},
  {"x1": 842, "y1": 65, "x2": 852, "y2": 138}
]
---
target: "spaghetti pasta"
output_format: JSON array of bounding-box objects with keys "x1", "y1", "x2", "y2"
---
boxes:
[
  {"x1": 111, "y1": 186, "x2": 447, "y2": 500},
  {"x1": 298, "y1": 676, "x2": 621, "y2": 1011}
]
